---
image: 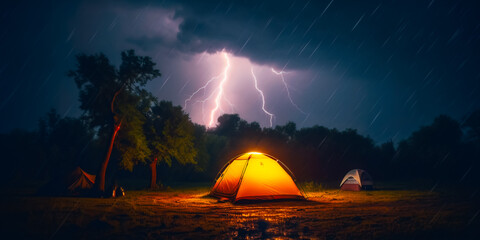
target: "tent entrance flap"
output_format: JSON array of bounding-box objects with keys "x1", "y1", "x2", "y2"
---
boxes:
[{"x1": 211, "y1": 159, "x2": 247, "y2": 197}]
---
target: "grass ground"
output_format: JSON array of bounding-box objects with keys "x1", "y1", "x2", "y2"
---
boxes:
[{"x1": 1, "y1": 183, "x2": 479, "y2": 239}]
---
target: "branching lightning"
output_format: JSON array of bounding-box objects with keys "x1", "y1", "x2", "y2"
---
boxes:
[
  {"x1": 251, "y1": 68, "x2": 274, "y2": 127},
  {"x1": 197, "y1": 87, "x2": 219, "y2": 124},
  {"x1": 271, "y1": 68, "x2": 308, "y2": 115},
  {"x1": 184, "y1": 76, "x2": 219, "y2": 109},
  {"x1": 184, "y1": 50, "x2": 231, "y2": 127},
  {"x1": 208, "y1": 51, "x2": 231, "y2": 127},
  {"x1": 184, "y1": 50, "x2": 307, "y2": 128}
]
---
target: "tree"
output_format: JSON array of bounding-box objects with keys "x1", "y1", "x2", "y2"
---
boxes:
[
  {"x1": 144, "y1": 100, "x2": 197, "y2": 189},
  {"x1": 275, "y1": 121, "x2": 297, "y2": 141},
  {"x1": 463, "y1": 110, "x2": 480, "y2": 142},
  {"x1": 214, "y1": 114, "x2": 242, "y2": 136},
  {"x1": 34, "y1": 109, "x2": 95, "y2": 180},
  {"x1": 395, "y1": 115, "x2": 462, "y2": 179},
  {"x1": 68, "y1": 50, "x2": 160, "y2": 193},
  {"x1": 115, "y1": 89, "x2": 154, "y2": 172},
  {"x1": 192, "y1": 124, "x2": 211, "y2": 173}
]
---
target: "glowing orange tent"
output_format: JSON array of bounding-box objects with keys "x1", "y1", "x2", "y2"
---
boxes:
[{"x1": 210, "y1": 152, "x2": 305, "y2": 202}]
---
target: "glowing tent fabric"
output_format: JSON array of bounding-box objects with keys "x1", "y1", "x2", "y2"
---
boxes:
[
  {"x1": 339, "y1": 169, "x2": 373, "y2": 191},
  {"x1": 210, "y1": 152, "x2": 305, "y2": 202}
]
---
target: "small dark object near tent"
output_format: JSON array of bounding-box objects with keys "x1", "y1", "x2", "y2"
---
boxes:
[
  {"x1": 66, "y1": 167, "x2": 96, "y2": 195},
  {"x1": 340, "y1": 169, "x2": 373, "y2": 191},
  {"x1": 112, "y1": 185, "x2": 125, "y2": 198}
]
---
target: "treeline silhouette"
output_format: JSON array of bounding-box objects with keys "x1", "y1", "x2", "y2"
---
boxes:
[
  {"x1": 2, "y1": 108, "x2": 478, "y2": 189},
  {"x1": 0, "y1": 50, "x2": 478, "y2": 191}
]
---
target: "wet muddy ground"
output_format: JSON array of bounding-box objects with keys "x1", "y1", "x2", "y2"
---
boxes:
[{"x1": 1, "y1": 186, "x2": 479, "y2": 239}]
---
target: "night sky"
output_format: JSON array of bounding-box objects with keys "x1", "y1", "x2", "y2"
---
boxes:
[{"x1": 1, "y1": 0, "x2": 479, "y2": 143}]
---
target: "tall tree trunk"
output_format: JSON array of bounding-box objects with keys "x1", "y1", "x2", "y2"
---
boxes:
[
  {"x1": 95, "y1": 86, "x2": 124, "y2": 195},
  {"x1": 95, "y1": 121, "x2": 122, "y2": 194},
  {"x1": 150, "y1": 157, "x2": 158, "y2": 189}
]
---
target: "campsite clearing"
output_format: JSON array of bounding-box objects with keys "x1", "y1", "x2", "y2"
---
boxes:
[{"x1": 1, "y1": 185, "x2": 478, "y2": 239}]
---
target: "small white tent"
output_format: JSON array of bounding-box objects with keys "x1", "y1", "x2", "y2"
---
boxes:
[{"x1": 340, "y1": 169, "x2": 373, "y2": 191}]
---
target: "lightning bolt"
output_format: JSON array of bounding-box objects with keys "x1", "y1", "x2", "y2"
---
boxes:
[
  {"x1": 196, "y1": 87, "x2": 219, "y2": 124},
  {"x1": 184, "y1": 75, "x2": 219, "y2": 109},
  {"x1": 271, "y1": 68, "x2": 308, "y2": 115},
  {"x1": 251, "y1": 68, "x2": 274, "y2": 127},
  {"x1": 184, "y1": 50, "x2": 231, "y2": 127},
  {"x1": 208, "y1": 51, "x2": 231, "y2": 127},
  {"x1": 184, "y1": 50, "x2": 308, "y2": 129}
]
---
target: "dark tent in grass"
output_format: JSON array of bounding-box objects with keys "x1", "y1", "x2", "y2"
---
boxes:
[
  {"x1": 38, "y1": 167, "x2": 96, "y2": 196},
  {"x1": 340, "y1": 169, "x2": 373, "y2": 191},
  {"x1": 66, "y1": 167, "x2": 96, "y2": 195}
]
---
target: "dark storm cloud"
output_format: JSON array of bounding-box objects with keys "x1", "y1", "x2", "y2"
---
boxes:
[
  {"x1": 1, "y1": 0, "x2": 479, "y2": 143},
  {"x1": 123, "y1": 0, "x2": 480, "y2": 84},
  {"x1": 115, "y1": 0, "x2": 480, "y2": 142}
]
